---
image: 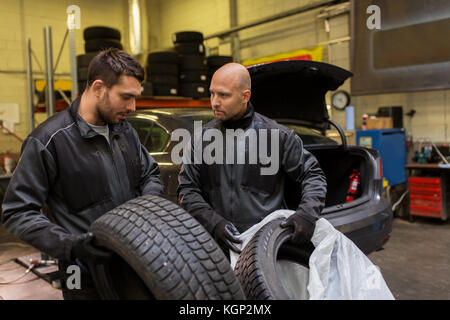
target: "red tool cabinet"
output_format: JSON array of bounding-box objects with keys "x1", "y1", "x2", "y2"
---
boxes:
[{"x1": 406, "y1": 164, "x2": 450, "y2": 221}]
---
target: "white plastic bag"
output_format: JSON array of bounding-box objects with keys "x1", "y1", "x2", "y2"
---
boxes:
[
  {"x1": 230, "y1": 211, "x2": 395, "y2": 300},
  {"x1": 308, "y1": 218, "x2": 394, "y2": 300},
  {"x1": 229, "y1": 209, "x2": 294, "y2": 269}
]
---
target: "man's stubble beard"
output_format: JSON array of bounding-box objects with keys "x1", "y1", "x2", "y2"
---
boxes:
[{"x1": 96, "y1": 91, "x2": 115, "y2": 125}]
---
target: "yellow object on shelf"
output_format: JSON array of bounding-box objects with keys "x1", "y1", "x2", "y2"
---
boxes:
[{"x1": 35, "y1": 80, "x2": 73, "y2": 92}]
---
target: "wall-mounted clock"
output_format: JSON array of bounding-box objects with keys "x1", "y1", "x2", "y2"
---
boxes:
[{"x1": 331, "y1": 90, "x2": 351, "y2": 110}]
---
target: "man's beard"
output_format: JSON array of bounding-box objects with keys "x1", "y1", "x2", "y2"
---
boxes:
[{"x1": 96, "y1": 91, "x2": 117, "y2": 125}]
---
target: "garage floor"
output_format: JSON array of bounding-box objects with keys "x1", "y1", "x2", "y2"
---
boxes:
[
  {"x1": 0, "y1": 225, "x2": 62, "y2": 300},
  {"x1": 0, "y1": 217, "x2": 449, "y2": 300},
  {"x1": 369, "y1": 216, "x2": 450, "y2": 300}
]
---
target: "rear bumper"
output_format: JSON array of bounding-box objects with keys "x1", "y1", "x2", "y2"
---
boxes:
[{"x1": 324, "y1": 197, "x2": 393, "y2": 255}]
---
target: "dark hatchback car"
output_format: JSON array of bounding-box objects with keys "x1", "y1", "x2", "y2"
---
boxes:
[{"x1": 127, "y1": 60, "x2": 392, "y2": 255}]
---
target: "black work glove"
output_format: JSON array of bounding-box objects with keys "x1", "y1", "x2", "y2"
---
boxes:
[
  {"x1": 280, "y1": 212, "x2": 317, "y2": 245},
  {"x1": 213, "y1": 220, "x2": 242, "y2": 254},
  {"x1": 71, "y1": 232, "x2": 112, "y2": 266}
]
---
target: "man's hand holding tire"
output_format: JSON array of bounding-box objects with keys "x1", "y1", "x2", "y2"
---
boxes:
[
  {"x1": 280, "y1": 212, "x2": 317, "y2": 245},
  {"x1": 71, "y1": 232, "x2": 112, "y2": 265},
  {"x1": 214, "y1": 220, "x2": 242, "y2": 254}
]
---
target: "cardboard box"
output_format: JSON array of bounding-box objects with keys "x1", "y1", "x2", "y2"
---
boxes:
[{"x1": 366, "y1": 117, "x2": 393, "y2": 129}]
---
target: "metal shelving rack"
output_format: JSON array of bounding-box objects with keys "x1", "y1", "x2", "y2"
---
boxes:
[{"x1": 26, "y1": 7, "x2": 79, "y2": 133}]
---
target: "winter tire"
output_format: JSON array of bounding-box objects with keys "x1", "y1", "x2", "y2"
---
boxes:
[
  {"x1": 207, "y1": 55, "x2": 233, "y2": 67},
  {"x1": 178, "y1": 54, "x2": 207, "y2": 71},
  {"x1": 153, "y1": 84, "x2": 179, "y2": 96},
  {"x1": 85, "y1": 38, "x2": 123, "y2": 53},
  {"x1": 89, "y1": 195, "x2": 245, "y2": 300},
  {"x1": 180, "y1": 83, "x2": 209, "y2": 99},
  {"x1": 77, "y1": 79, "x2": 87, "y2": 95},
  {"x1": 172, "y1": 31, "x2": 204, "y2": 44},
  {"x1": 84, "y1": 26, "x2": 121, "y2": 41},
  {"x1": 148, "y1": 74, "x2": 179, "y2": 86},
  {"x1": 141, "y1": 82, "x2": 153, "y2": 97},
  {"x1": 147, "y1": 52, "x2": 178, "y2": 64},
  {"x1": 175, "y1": 43, "x2": 205, "y2": 55},
  {"x1": 146, "y1": 63, "x2": 179, "y2": 76},
  {"x1": 208, "y1": 67, "x2": 221, "y2": 79},
  {"x1": 78, "y1": 81, "x2": 86, "y2": 94},
  {"x1": 179, "y1": 72, "x2": 208, "y2": 83},
  {"x1": 77, "y1": 52, "x2": 99, "y2": 68},
  {"x1": 77, "y1": 67, "x2": 88, "y2": 81},
  {"x1": 234, "y1": 219, "x2": 314, "y2": 300}
]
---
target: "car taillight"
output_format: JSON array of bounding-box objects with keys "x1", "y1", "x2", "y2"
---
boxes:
[{"x1": 377, "y1": 157, "x2": 383, "y2": 180}]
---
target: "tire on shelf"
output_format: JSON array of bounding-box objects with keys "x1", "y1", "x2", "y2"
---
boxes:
[
  {"x1": 77, "y1": 67, "x2": 88, "y2": 81},
  {"x1": 85, "y1": 38, "x2": 123, "y2": 53},
  {"x1": 153, "y1": 84, "x2": 179, "y2": 97},
  {"x1": 146, "y1": 63, "x2": 179, "y2": 76},
  {"x1": 78, "y1": 81, "x2": 86, "y2": 95},
  {"x1": 84, "y1": 26, "x2": 121, "y2": 41},
  {"x1": 141, "y1": 82, "x2": 153, "y2": 97},
  {"x1": 89, "y1": 195, "x2": 245, "y2": 300},
  {"x1": 178, "y1": 54, "x2": 206, "y2": 71},
  {"x1": 206, "y1": 55, "x2": 233, "y2": 68},
  {"x1": 179, "y1": 83, "x2": 209, "y2": 99},
  {"x1": 172, "y1": 31, "x2": 204, "y2": 44},
  {"x1": 208, "y1": 66, "x2": 221, "y2": 79},
  {"x1": 146, "y1": 51, "x2": 178, "y2": 64},
  {"x1": 174, "y1": 43, "x2": 205, "y2": 55},
  {"x1": 147, "y1": 74, "x2": 179, "y2": 86},
  {"x1": 179, "y1": 71, "x2": 208, "y2": 83},
  {"x1": 77, "y1": 52, "x2": 99, "y2": 68}
]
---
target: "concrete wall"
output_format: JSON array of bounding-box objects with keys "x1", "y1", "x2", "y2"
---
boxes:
[
  {"x1": 0, "y1": 0, "x2": 128, "y2": 154},
  {"x1": 146, "y1": 0, "x2": 350, "y2": 127},
  {"x1": 148, "y1": 0, "x2": 449, "y2": 143},
  {"x1": 1, "y1": 0, "x2": 448, "y2": 156},
  {"x1": 352, "y1": 90, "x2": 449, "y2": 144}
]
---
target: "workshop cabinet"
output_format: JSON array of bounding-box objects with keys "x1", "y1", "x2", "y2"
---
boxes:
[
  {"x1": 356, "y1": 129, "x2": 407, "y2": 186},
  {"x1": 408, "y1": 176, "x2": 449, "y2": 220}
]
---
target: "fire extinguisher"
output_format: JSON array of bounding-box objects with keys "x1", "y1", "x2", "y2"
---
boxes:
[
  {"x1": 346, "y1": 169, "x2": 361, "y2": 203},
  {"x1": 2, "y1": 154, "x2": 15, "y2": 174}
]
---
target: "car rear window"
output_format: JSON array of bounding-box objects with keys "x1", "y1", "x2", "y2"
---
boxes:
[
  {"x1": 179, "y1": 114, "x2": 214, "y2": 125},
  {"x1": 283, "y1": 124, "x2": 338, "y2": 146},
  {"x1": 127, "y1": 118, "x2": 169, "y2": 152}
]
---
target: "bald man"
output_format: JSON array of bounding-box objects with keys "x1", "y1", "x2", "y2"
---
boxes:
[{"x1": 177, "y1": 63, "x2": 327, "y2": 255}]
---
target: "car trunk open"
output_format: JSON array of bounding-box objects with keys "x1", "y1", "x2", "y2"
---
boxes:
[
  {"x1": 247, "y1": 61, "x2": 378, "y2": 211},
  {"x1": 284, "y1": 145, "x2": 377, "y2": 211},
  {"x1": 248, "y1": 60, "x2": 353, "y2": 131}
]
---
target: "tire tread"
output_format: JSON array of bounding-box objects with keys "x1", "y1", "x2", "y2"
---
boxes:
[{"x1": 90, "y1": 195, "x2": 245, "y2": 300}]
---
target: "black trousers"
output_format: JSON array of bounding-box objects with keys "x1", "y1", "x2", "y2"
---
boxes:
[{"x1": 58, "y1": 259, "x2": 101, "y2": 300}]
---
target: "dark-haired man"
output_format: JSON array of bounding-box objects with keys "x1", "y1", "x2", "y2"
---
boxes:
[{"x1": 1, "y1": 49, "x2": 164, "y2": 299}]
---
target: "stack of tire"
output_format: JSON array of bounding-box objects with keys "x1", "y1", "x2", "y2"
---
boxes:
[
  {"x1": 76, "y1": 52, "x2": 97, "y2": 95},
  {"x1": 76, "y1": 26, "x2": 123, "y2": 95},
  {"x1": 173, "y1": 31, "x2": 209, "y2": 99},
  {"x1": 206, "y1": 55, "x2": 233, "y2": 85},
  {"x1": 145, "y1": 51, "x2": 179, "y2": 97}
]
